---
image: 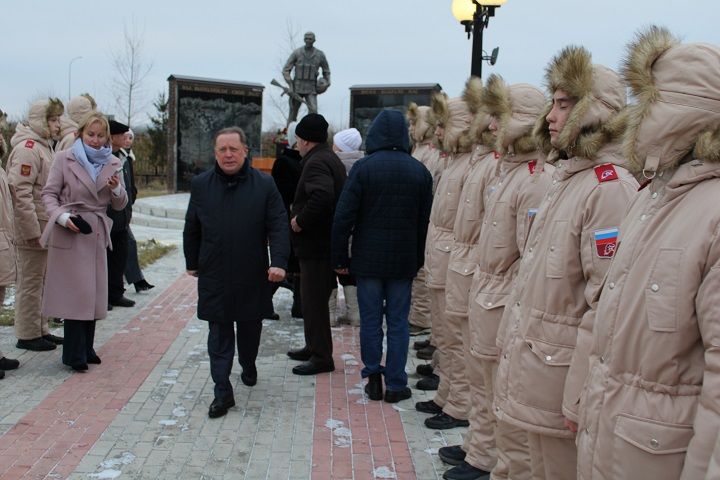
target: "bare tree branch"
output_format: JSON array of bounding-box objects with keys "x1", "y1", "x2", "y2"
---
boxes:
[{"x1": 110, "y1": 18, "x2": 153, "y2": 127}]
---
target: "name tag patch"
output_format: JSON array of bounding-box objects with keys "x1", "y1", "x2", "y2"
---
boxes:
[{"x1": 594, "y1": 228, "x2": 618, "y2": 258}]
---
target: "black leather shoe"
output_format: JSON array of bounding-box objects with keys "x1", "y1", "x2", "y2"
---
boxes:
[
  {"x1": 292, "y1": 360, "x2": 335, "y2": 376},
  {"x1": 416, "y1": 345, "x2": 436, "y2": 360},
  {"x1": 71, "y1": 364, "x2": 89, "y2": 372},
  {"x1": 415, "y1": 399, "x2": 443, "y2": 414},
  {"x1": 110, "y1": 296, "x2": 135, "y2": 307},
  {"x1": 107, "y1": 303, "x2": 113, "y2": 311},
  {"x1": 0, "y1": 357, "x2": 20, "y2": 370},
  {"x1": 16, "y1": 337, "x2": 56, "y2": 351},
  {"x1": 364, "y1": 373, "x2": 383, "y2": 401},
  {"x1": 241, "y1": 366, "x2": 257, "y2": 386},
  {"x1": 384, "y1": 387, "x2": 411, "y2": 403},
  {"x1": 43, "y1": 334, "x2": 64, "y2": 345},
  {"x1": 443, "y1": 461, "x2": 490, "y2": 480},
  {"x1": 425, "y1": 412, "x2": 470, "y2": 430},
  {"x1": 287, "y1": 347, "x2": 312, "y2": 361},
  {"x1": 208, "y1": 396, "x2": 236, "y2": 418},
  {"x1": 88, "y1": 354, "x2": 102, "y2": 365},
  {"x1": 416, "y1": 364, "x2": 434, "y2": 376},
  {"x1": 413, "y1": 338, "x2": 430, "y2": 351},
  {"x1": 134, "y1": 280, "x2": 155, "y2": 292},
  {"x1": 438, "y1": 445, "x2": 467, "y2": 466},
  {"x1": 416, "y1": 374, "x2": 439, "y2": 391}
]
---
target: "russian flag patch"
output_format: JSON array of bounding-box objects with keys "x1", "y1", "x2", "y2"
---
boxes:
[
  {"x1": 528, "y1": 208, "x2": 538, "y2": 219},
  {"x1": 594, "y1": 228, "x2": 618, "y2": 258}
]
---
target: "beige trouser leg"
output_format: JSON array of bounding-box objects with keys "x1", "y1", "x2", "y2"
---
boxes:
[
  {"x1": 14, "y1": 247, "x2": 48, "y2": 340},
  {"x1": 461, "y1": 344, "x2": 497, "y2": 472},
  {"x1": 441, "y1": 312, "x2": 471, "y2": 420},
  {"x1": 430, "y1": 288, "x2": 449, "y2": 408},
  {"x1": 409, "y1": 268, "x2": 431, "y2": 329},
  {"x1": 492, "y1": 420, "x2": 533, "y2": 480},
  {"x1": 527, "y1": 431, "x2": 577, "y2": 480}
]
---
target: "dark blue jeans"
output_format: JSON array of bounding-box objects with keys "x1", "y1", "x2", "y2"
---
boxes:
[{"x1": 356, "y1": 276, "x2": 412, "y2": 392}]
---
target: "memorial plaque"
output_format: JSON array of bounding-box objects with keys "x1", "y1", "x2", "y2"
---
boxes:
[
  {"x1": 167, "y1": 75, "x2": 264, "y2": 191},
  {"x1": 349, "y1": 83, "x2": 442, "y2": 145}
]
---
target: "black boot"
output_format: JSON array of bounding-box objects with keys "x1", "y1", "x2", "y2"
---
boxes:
[{"x1": 364, "y1": 372, "x2": 383, "y2": 401}]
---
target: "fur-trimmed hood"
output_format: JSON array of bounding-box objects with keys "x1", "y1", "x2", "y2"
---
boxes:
[
  {"x1": 431, "y1": 92, "x2": 474, "y2": 154},
  {"x1": 24, "y1": 98, "x2": 64, "y2": 140},
  {"x1": 482, "y1": 74, "x2": 544, "y2": 155},
  {"x1": 533, "y1": 46, "x2": 626, "y2": 160},
  {"x1": 406, "y1": 102, "x2": 434, "y2": 143},
  {"x1": 622, "y1": 25, "x2": 720, "y2": 175}
]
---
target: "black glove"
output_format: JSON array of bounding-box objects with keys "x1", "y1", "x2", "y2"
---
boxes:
[{"x1": 70, "y1": 215, "x2": 92, "y2": 235}]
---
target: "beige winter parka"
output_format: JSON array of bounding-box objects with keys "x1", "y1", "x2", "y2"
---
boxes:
[
  {"x1": 466, "y1": 76, "x2": 553, "y2": 360},
  {"x1": 575, "y1": 27, "x2": 720, "y2": 480},
  {"x1": 424, "y1": 93, "x2": 476, "y2": 290},
  {"x1": 7, "y1": 99, "x2": 62, "y2": 245},
  {"x1": 493, "y1": 47, "x2": 638, "y2": 438},
  {"x1": 408, "y1": 103, "x2": 443, "y2": 191}
]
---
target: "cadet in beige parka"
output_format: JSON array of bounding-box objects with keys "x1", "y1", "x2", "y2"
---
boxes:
[
  {"x1": 575, "y1": 26, "x2": 720, "y2": 480},
  {"x1": 407, "y1": 103, "x2": 441, "y2": 335},
  {"x1": 56, "y1": 94, "x2": 97, "y2": 152},
  {"x1": 492, "y1": 47, "x2": 639, "y2": 480},
  {"x1": 455, "y1": 75, "x2": 553, "y2": 480},
  {"x1": 7, "y1": 99, "x2": 65, "y2": 351},
  {"x1": 415, "y1": 91, "x2": 476, "y2": 422}
]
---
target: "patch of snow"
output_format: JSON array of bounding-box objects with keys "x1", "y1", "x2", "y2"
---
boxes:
[
  {"x1": 340, "y1": 354, "x2": 356, "y2": 361},
  {"x1": 88, "y1": 470, "x2": 121, "y2": 479},
  {"x1": 424, "y1": 448, "x2": 439, "y2": 455},
  {"x1": 159, "y1": 419, "x2": 177, "y2": 426},
  {"x1": 162, "y1": 370, "x2": 179, "y2": 378},
  {"x1": 348, "y1": 388, "x2": 364, "y2": 395},
  {"x1": 325, "y1": 419, "x2": 343, "y2": 430},
  {"x1": 99, "y1": 452, "x2": 135, "y2": 469},
  {"x1": 392, "y1": 405, "x2": 407, "y2": 412},
  {"x1": 172, "y1": 407, "x2": 187, "y2": 417},
  {"x1": 373, "y1": 466, "x2": 397, "y2": 478}
]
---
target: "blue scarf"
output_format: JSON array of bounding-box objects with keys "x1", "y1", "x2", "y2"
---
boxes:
[{"x1": 71, "y1": 138, "x2": 112, "y2": 182}]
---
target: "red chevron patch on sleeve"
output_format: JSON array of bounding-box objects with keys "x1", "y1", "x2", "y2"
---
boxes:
[
  {"x1": 24, "y1": 140, "x2": 35, "y2": 149},
  {"x1": 594, "y1": 164, "x2": 618, "y2": 183},
  {"x1": 528, "y1": 160, "x2": 537, "y2": 174}
]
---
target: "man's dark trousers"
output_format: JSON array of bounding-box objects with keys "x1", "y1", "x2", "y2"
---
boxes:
[
  {"x1": 207, "y1": 320, "x2": 262, "y2": 399},
  {"x1": 299, "y1": 258, "x2": 335, "y2": 365},
  {"x1": 107, "y1": 229, "x2": 129, "y2": 302}
]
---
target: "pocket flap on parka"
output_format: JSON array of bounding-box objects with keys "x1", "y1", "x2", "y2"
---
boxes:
[
  {"x1": 525, "y1": 337, "x2": 574, "y2": 366},
  {"x1": 433, "y1": 240, "x2": 453, "y2": 254},
  {"x1": 614, "y1": 413, "x2": 693, "y2": 455},
  {"x1": 474, "y1": 291, "x2": 508, "y2": 310},
  {"x1": 448, "y1": 262, "x2": 476, "y2": 277}
]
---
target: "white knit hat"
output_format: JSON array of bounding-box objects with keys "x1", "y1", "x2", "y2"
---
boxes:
[
  {"x1": 287, "y1": 121, "x2": 298, "y2": 148},
  {"x1": 333, "y1": 128, "x2": 362, "y2": 152}
]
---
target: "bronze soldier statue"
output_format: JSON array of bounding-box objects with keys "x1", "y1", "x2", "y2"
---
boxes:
[{"x1": 282, "y1": 32, "x2": 331, "y2": 122}]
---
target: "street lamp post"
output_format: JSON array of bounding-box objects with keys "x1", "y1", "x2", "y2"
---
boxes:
[
  {"x1": 451, "y1": 0, "x2": 506, "y2": 78},
  {"x1": 68, "y1": 56, "x2": 83, "y2": 102}
]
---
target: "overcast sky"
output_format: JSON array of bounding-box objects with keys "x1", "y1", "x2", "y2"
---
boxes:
[{"x1": 3, "y1": 0, "x2": 718, "y2": 131}]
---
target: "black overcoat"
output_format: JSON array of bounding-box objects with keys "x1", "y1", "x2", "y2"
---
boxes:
[{"x1": 183, "y1": 161, "x2": 289, "y2": 323}]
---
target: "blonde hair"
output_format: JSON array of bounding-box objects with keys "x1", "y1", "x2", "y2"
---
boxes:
[{"x1": 77, "y1": 112, "x2": 110, "y2": 139}]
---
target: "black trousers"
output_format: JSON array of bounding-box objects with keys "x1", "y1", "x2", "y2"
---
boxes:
[
  {"x1": 124, "y1": 227, "x2": 144, "y2": 285},
  {"x1": 299, "y1": 258, "x2": 335, "y2": 365},
  {"x1": 207, "y1": 320, "x2": 262, "y2": 399},
  {"x1": 62, "y1": 320, "x2": 96, "y2": 366},
  {"x1": 107, "y1": 229, "x2": 129, "y2": 301}
]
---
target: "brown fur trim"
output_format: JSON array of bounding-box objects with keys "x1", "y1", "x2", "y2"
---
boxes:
[
  {"x1": 621, "y1": 26, "x2": 678, "y2": 104},
  {"x1": 512, "y1": 133, "x2": 537, "y2": 155},
  {"x1": 431, "y1": 92, "x2": 449, "y2": 126},
  {"x1": 407, "y1": 102, "x2": 419, "y2": 123},
  {"x1": 46, "y1": 98, "x2": 64, "y2": 118},
  {"x1": 481, "y1": 74, "x2": 511, "y2": 118},
  {"x1": 532, "y1": 102, "x2": 553, "y2": 155},
  {"x1": 463, "y1": 77, "x2": 484, "y2": 115},
  {"x1": 80, "y1": 93, "x2": 97, "y2": 110},
  {"x1": 546, "y1": 46, "x2": 593, "y2": 100},
  {"x1": 469, "y1": 111, "x2": 492, "y2": 146},
  {"x1": 693, "y1": 125, "x2": 720, "y2": 162}
]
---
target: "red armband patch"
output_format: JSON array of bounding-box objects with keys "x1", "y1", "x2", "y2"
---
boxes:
[
  {"x1": 20, "y1": 164, "x2": 32, "y2": 177},
  {"x1": 528, "y1": 160, "x2": 537, "y2": 174},
  {"x1": 594, "y1": 164, "x2": 618, "y2": 183},
  {"x1": 24, "y1": 140, "x2": 35, "y2": 149},
  {"x1": 494, "y1": 151, "x2": 501, "y2": 159}
]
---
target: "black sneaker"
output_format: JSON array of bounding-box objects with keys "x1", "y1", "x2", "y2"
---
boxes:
[
  {"x1": 415, "y1": 399, "x2": 443, "y2": 414},
  {"x1": 109, "y1": 296, "x2": 135, "y2": 307},
  {"x1": 16, "y1": 337, "x2": 56, "y2": 351},
  {"x1": 425, "y1": 412, "x2": 470, "y2": 430},
  {"x1": 413, "y1": 338, "x2": 431, "y2": 351},
  {"x1": 416, "y1": 374, "x2": 439, "y2": 391},
  {"x1": 0, "y1": 357, "x2": 20, "y2": 370},
  {"x1": 416, "y1": 364, "x2": 434, "y2": 376},
  {"x1": 364, "y1": 372, "x2": 383, "y2": 401},
  {"x1": 134, "y1": 280, "x2": 155, "y2": 292},
  {"x1": 438, "y1": 445, "x2": 467, "y2": 466},
  {"x1": 43, "y1": 334, "x2": 64, "y2": 345},
  {"x1": 442, "y1": 461, "x2": 491, "y2": 480},
  {"x1": 416, "y1": 345, "x2": 436, "y2": 360},
  {"x1": 384, "y1": 387, "x2": 411, "y2": 403}
]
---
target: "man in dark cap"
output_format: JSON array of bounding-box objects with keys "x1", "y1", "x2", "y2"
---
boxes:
[
  {"x1": 106, "y1": 120, "x2": 135, "y2": 308},
  {"x1": 287, "y1": 113, "x2": 346, "y2": 375}
]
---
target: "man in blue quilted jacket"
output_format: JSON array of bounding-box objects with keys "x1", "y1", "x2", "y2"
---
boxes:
[{"x1": 332, "y1": 109, "x2": 433, "y2": 403}]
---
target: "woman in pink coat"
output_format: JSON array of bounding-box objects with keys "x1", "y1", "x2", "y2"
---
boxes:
[{"x1": 40, "y1": 112, "x2": 127, "y2": 371}]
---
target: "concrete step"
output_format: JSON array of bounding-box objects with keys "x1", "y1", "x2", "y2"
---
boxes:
[
  {"x1": 133, "y1": 193, "x2": 189, "y2": 220},
  {"x1": 131, "y1": 211, "x2": 184, "y2": 230}
]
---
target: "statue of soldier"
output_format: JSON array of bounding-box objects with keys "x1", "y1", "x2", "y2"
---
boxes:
[{"x1": 282, "y1": 32, "x2": 331, "y2": 122}]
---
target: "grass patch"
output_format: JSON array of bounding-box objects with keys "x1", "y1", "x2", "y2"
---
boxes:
[
  {"x1": 137, "y1": 188, "x2": 169, "y2": 199},
  {"x1": 138, "y1": 239, "x2": 177, "y2": 269},
  {"x1": 0, "y1": 306, "x2": 13, "y2": 327}
]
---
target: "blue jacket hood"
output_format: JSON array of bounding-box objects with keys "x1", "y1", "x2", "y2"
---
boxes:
[{"x1": 365, "y1": 109, "x2": 411, "y2": 154}]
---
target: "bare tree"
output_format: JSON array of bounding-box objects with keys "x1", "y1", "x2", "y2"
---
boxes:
[{"x1": 110, "y1": 19, "x2": 153, "y2": 127}]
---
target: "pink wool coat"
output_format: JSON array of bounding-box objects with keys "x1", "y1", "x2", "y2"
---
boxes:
[{"x1": 40, "y1": 149, "x2": 127, "y2": 320}]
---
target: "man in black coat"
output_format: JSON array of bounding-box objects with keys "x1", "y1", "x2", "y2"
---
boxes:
[
  {"x1": 332, "y1": 109, "x2": 433, "y2": 403},
  {"x1": 288, "y1": 113, "x2": 347, "y2": 375},
  {"x1": 183, "y1": 127, "x2": 289, "y2": 418}
]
